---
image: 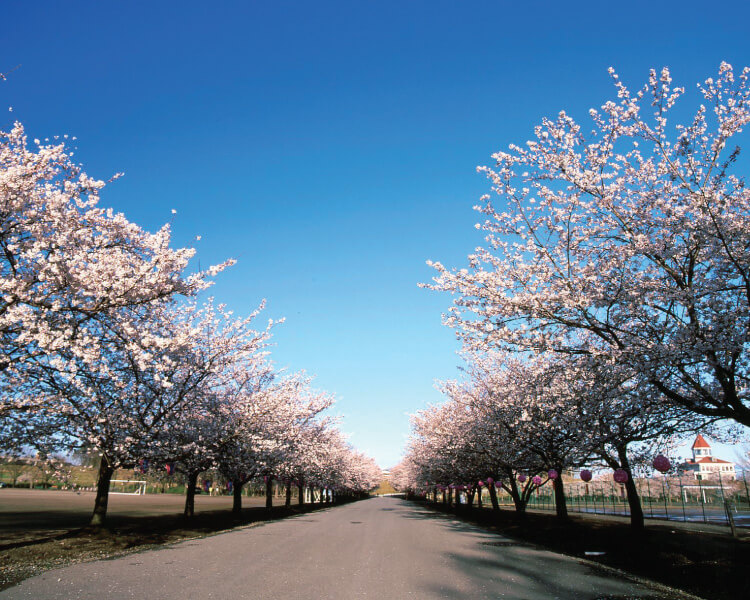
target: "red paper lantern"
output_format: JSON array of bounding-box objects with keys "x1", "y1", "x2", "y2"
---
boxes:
[
  {"x1": 653, "y1": 455, "x2": 671, "y2": 474},
  {"x1": 517, "y1": 474, "x2": 527, "y2": 483},
  {"x1": 486, "y1": 477, "x2": 494, "y2": 485},
  {"x1": 580, "y1": 469, "x2": 593, "y2": 482},
  {"x1": 548, "y1": 469, "x2": 558, "y2": 480},
  {"x1": 532, "y1": 475, "x2": 543, "y2": 485},
  {"x1": 613, "y1": 469, "x2": 629, "y2": 484}
]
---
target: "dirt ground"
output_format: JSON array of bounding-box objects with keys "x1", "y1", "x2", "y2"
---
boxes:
[
  {"x1": 0, "y1": 488, "x2": 266, "y2": 543},
  {"x1": 0, "y1": 488, "x2": 316, "y2": 591}
]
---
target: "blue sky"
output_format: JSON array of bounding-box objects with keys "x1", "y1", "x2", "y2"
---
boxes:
[{"x1": 2, "y1": 1, "x2": 749, "y2": 468}]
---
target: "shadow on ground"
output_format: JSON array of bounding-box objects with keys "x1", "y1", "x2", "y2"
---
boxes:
[
  {"x1": 0, "y1": 501, "x2": 342, "y2": 591},
  {"x1": 400, "y1": 499, "x2": 748, "y2": 600}
]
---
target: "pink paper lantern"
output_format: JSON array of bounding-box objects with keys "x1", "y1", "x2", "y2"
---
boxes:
[
  {"x1": 477, "y1": 480, "x2": 484, "y2": 487},
  {"x1": 486, "y1": 477, "x2": 494, "y2": 485},
  {"x1": 653, "y1": 455, "x2": 671, "y2": 474},
  {"x1": 548, "y1": 469, "x2": 558, "y2": 480},
  {"x1": 532, "y1": 475, "x2": 543, "y2": 486},
  {"x1": 580, "y1": 469, "x2": 593, "y2": 482},
  {"x1": 613, "y1": 469, "x2": 629, "y2": 484},
  {"x1": 517, "y1": 474, "x2": 527, "y2": 483}
]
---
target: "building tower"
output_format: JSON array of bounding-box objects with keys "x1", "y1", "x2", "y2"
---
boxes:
[{"x1": 691, "y1": 433, "x2": 712, "y2": 460}]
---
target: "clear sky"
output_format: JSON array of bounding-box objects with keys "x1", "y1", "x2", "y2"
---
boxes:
[{"x1": 2, "y1": 1, "x2": 749, "y2": 468}]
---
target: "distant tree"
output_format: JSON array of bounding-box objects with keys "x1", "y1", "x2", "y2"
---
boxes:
[
  {"x1": 1, "y1": 453, "x2": 27, "y2": 487},
  {"x1": 32, "y1": 453, "x2": 72, "y2": 488}
]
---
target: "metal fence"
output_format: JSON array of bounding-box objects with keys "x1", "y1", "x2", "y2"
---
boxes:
[{"x1": 488, "y1": 470, "x2": 750, "y2": 528}]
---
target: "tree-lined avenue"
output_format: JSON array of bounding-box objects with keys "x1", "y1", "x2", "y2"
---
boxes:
[{"x1": 0, "y1": 497, "x2": 678, "y2": 599}]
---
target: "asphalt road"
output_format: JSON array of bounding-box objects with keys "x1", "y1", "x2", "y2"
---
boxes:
[{"x1": 1, "y1": 497, "x2": 680, "y2": 599}]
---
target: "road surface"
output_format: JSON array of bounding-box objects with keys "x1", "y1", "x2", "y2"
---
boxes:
[{"x1": 1, "y1": 497, "x2": 682, "y2": 599}]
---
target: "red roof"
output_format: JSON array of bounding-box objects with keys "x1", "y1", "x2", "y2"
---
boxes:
[
  {"x1": 692, "y1": 457, "x2": 732, "y2": 465},
  {"x1": 692, "y1": 434, "x2": 711, "y2": 449}
]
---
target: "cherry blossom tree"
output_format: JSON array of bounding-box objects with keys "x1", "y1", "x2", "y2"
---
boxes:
[
  {"x1": 403, "y1": 346, "x2": 710, "y2": 527},
  {"x1": 307, "y1": 429, "x2": 380, "y2": 501},
  {"x1": 0, "y1": 112, "x2": 232, "y2": 524},
  {"x1": 426, "y1": 63, "x2": 750, "y2": 428},
  {"x1": 0, "y1": 118, "x2": 228, "y2": 380},
  {"x1": 0, "y1": 84, "x2": 380, "y2": 526},
  {"x1": 456, "y1": 352, "x2": 595, "y2": 518},
  {"x1": 158, "y1": 301, "x2": 276, "y2": 518},
  {"x1": 22, "y1": 299, "x2": 259, "y2": 525}
]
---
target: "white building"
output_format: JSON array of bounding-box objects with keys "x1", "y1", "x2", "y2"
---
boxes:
[{"x1": 678, "y1": 434, "x2": 736, "y2": 481}]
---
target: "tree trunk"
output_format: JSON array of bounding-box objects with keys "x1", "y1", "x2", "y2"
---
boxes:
[
  {"x1": 477, "y1": 487, "x2": 483, "y2": 508},
  {"x1": 320, "y1": 487, "x2": 325, "y2": 503},
  {"x1": 617, "y1": 447, "x2": 644, "y2": 531},
  {"x1": 298, "y1": 483, "x2": 305, "y2": 506},
  {"x1": 488, "y1": 483, "x2": 500, "y2": 512},
  {"x1": 90, "y1": 457, "x2": 115, "y2": 526},
  {"x1": 232, "y1": 479, "x2": 243, "y2": 513},
  {"x1": 466, "y1": 488, "x2": 475, "y2": 511},
  {"x1": 552, "y1": 473, "x2": 569, "y2": 519},
  {"x1": 508, "y1": 479, "x2": 527, "y2": 516},
  {"x1": 285, "y1": 482, "x2": 292, "y2": 507},
  {"x1": 265, "y1": 478, "x2": 273, "y2": 509},
  {"x1": 183, "y1": 471, "x2": 199, "y2": 518},
  {"x1": 512, "y1": 497, "x2": 527, "y2": 514}
]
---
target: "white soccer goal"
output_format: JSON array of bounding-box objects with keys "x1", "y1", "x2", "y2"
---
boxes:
[{"x1": 109, "y1": 480, "x2": 147, "y2": 495}]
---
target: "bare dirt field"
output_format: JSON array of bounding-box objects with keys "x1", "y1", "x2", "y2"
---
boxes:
[
  {"x1": 0, "y1": 488, "x2": 306, "y2": 591},
  {"x1": 0, "y1": 489, "x2": 264, "y2": 544}
]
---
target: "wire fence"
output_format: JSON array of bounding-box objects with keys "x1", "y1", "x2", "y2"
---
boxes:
[{"x1": 488, "y1": 470, "x2": 750, "y2": 528}]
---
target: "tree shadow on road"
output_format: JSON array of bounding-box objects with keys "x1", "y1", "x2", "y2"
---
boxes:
[
  {"x1": 389, "y1": 499, "x2": 685, "y2": 599},
  {"x1": 397, "y1": 499, "x2": 748, "y2": 600}
]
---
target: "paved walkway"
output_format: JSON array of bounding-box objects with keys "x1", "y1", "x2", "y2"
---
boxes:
[{"x1": 1, "y1": 497, "x2": 683, "y2": 599}]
